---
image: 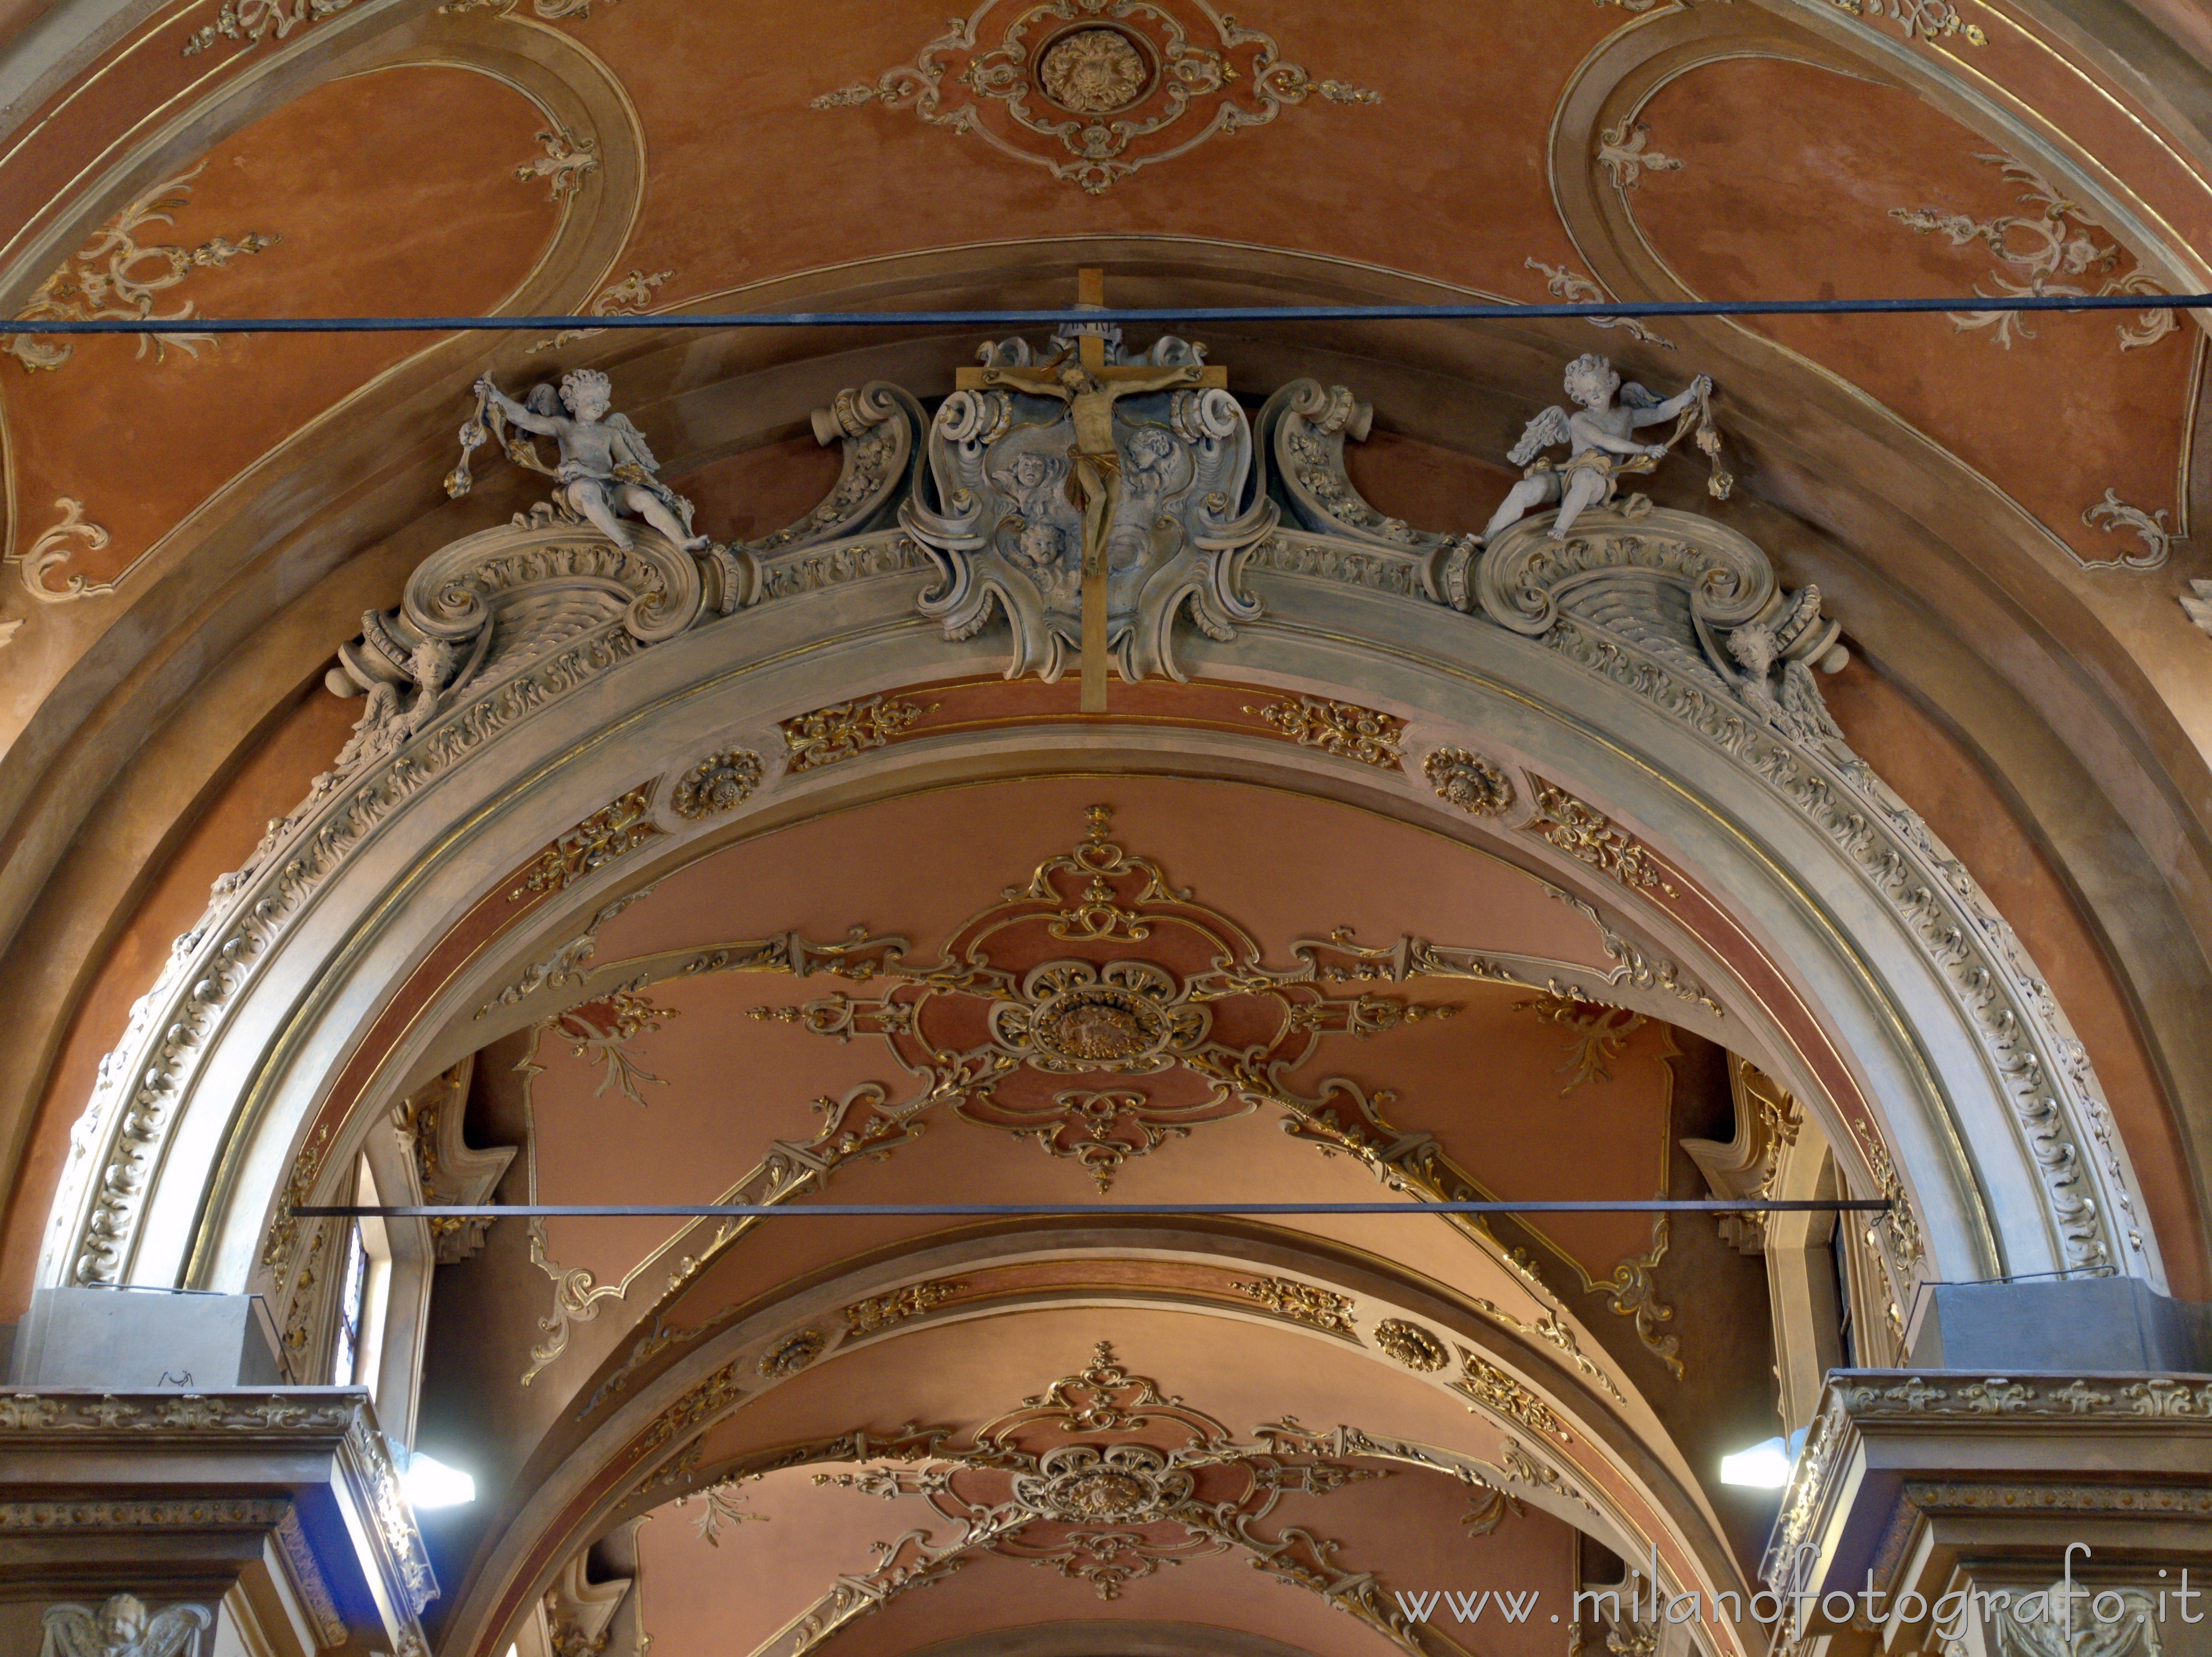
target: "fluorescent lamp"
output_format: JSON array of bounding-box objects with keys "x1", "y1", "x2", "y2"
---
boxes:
[
  {"x1": 1719, "y1": 1436, "x2": 1793, "y2": 1488},
  {"x1": 402, "y1": 1450, "x2": 476, "y2": 1509}
]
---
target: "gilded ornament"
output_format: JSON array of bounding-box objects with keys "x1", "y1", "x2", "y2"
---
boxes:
[
  {"x1": 8, "y1": 164, "x2": 275, "y2": 372},
  {"x1": 1424, "y1": 747, "x2": 1514, "y2": 816},
  {"x1": 1510, "y1": 991, "x2": 1646, "y2": 1092},
  {"x1": 1245, "y1": 694, "x2": 1405, "y2": 768},
  {"x1": 1468, "y1": 1297, "x2": 1625, "y2": 1403},
  {"x1": 515, "y1": 126, "x2": 599, "y2": 202},
  {"x1": 1459, "y1": 1482, "x2": 1523, "y2": 1537},
  {"x1": 509, "y1": 787, "x2": 659, "y2": 901},
  {"x1": 547, "y1": 989, "x2": 675, "y2": 1106},
  {"x1": 1594, "y1": 1214, "x2": 1681, "y2": 1378},
  {"x1": 670, "y1": 747, "x2": 765, "y2": 818},
  {"x1": 1832, "y1": 0, "x2": 1985, "y2": 45},
  {"x1": 781, "y1": 694, "x2": 934, "y2": 771},
  {"x1": 843, "y1": 1279, "x2": 966, "y2": 1334},
  {"x1": 1452, "y1": 1348, "x2": 1571, "y2": 1443},
  {"x1": 758, "y1": 1329, "x2": 828, "y2": 1378},
  {"x1": 1372, "y1": 1318, "x2": 1448, "y2": 1372},
  {"x1": 1526, "y1": 780, "x2": 1678, "y2": 898},
  {"x1": 811, "y1": 1, "x2": 1376, "y2": 193},
  {"x1": 1230, "y1": 1276, "x2": 1358, "y2": 1335}
]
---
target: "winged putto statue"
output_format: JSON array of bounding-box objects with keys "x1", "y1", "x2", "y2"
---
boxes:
[
  {"x1": 449, "y1": 368, "x2": 707, "y2": 552},
  {"x1": 1483, "y1": 354, "x2": 1727, "y2": 541},
  {"x1": 41, "y1": 1596, "x2": 209, "y2": 1657}
]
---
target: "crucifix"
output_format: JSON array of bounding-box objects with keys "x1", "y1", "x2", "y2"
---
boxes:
[{"x1": 956, "y1": 268, "x2": 1227, "y2": 712}]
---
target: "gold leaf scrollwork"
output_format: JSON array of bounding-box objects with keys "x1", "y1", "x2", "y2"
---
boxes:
[
  {"x1": 1451, "y1": 1347, "x2": 1571, "y2": 1443},
  {"x1": 509, "y1": 787, "x2": 659, "y2": 901},
  {"x1": 1371, "y1": 1318, "x2": 1448, "y2": 1372},
  {"x1": 781, "y1": 694, "x2": 935, "y2": 771},
  {"x1": 671, "y1": 747, "x2": 765, "y2": 819},
  {"x1": 1230, "y1": 1277, "x2": 1358, "y2": 1335},
  {"x1": 842, "y1": 1279, "x2": 967, "y2": 1335},
  {"x1": 1527, "y1": 778, "x2": 1678, "y2": 898},
  {"x1": 8, "y1": 164, "x2": 276, "y2": 371},
  {"x1": 1511, "y1": 991, "x2": 1648, "y2": 1093},
  {"x1": 1424, "y1": 747, "x2": 1515, "y2": 816},
  {"x1": 1595, "y1": 1213, "x2": 1681, "y2": 1378},
  {"x1": 548, "y1": 989, "x2": 676, "y2": 1106},
  {"x1": 1244, "y1": 694, "x2": 1405, "y2": 769}
]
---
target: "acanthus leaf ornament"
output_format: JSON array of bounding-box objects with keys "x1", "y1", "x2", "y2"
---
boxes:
[
  {"x1": 809, "y1": 2, "x2": 1377, "y2": 194},
  {"x1": 13, "y1": 499, "x2": 116, "y2": 604}
]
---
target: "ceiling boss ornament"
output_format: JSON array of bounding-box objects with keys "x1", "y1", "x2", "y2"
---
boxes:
[{"x1": 809, "y1": 1, "x2": 1378, "y2": 193}]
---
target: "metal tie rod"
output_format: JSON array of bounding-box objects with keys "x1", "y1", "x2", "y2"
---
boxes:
[
  {"x1": 3, "y1": 290, "x2": 2210, "y2": 338},
  {"x1": 298, "y1": 1199, "x2": 1889, "y2": 1219}
]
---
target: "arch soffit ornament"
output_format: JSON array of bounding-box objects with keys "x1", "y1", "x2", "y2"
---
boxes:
[
  {"x1": 438, "y1": 1235, "x2": 1750, "y2": 1657},
  {"x1": 32, "y1": 344, "x2": 2157, "y2": 1313}
]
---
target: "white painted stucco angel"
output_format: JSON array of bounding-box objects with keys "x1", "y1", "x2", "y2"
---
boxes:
[
  {"x1": 1483, "y1": 355, "x2": 1717, "y2": 541},
  {"x1": 41, "y1": 1596, "x2": 209, "y2": 1657},
  {"x1": 455, "y1": 369, "x2": 707, "y2": 552}
]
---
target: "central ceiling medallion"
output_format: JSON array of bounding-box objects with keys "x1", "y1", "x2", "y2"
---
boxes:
[
  {"x1": 995, "y1": 962, "x2": 1206, "y2": 1073},
  {"x1": 1035, "y1": 25, "x2": 1154, "y2": 114},
  {"x1": 809, "y1": 1, "x2": 1378, "y2": 193}
]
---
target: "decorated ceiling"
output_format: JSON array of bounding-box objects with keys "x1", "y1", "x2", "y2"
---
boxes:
[{"x1": 5, "y1": 1, "x2": 2212, "y2": 1656}]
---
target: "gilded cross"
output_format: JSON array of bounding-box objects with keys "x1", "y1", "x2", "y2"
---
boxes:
[{"x1": 956, "y1": 268, "x2": 1227, "y2": 711}]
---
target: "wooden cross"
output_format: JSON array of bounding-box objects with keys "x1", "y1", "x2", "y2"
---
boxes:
[{"x1": 956, "y1": 268, "x2": 1227, "y2": 711}]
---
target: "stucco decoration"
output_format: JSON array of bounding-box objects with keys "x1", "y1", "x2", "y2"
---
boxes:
[
  {"x1": 906, "y1": 324, "x2": 1273, "y2": 684},
  {"x1": 808, "y1": 0, "x2": 1377, "y2": 193}
]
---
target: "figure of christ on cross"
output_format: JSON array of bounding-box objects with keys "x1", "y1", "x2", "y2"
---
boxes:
[{"x1": 956, "y1": 269, "x2": 1226, "y2": 712}]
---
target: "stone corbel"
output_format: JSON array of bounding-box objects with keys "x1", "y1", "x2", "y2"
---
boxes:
[
  {"x1": 535, "y1": 1553, "x2": 632, "y2": 1657},
  {"x1": 1253, "y1": 378, "x2": 1481, "y2": 606},
  {"x1": 1681, "y1": 1058, "x2": 1805, "y2": 1257}
]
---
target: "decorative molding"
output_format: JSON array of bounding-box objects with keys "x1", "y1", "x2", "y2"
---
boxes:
[
  {"x1": 476, "y1": 886, "x2": 657, "y2": 1020},
  {"x1": 843, "y1": 1279, "x2": 967, "y2": 1334},
  {"x1": 1525, "y1": 259, "x2": 1675, "y2": 350},
  {"x1": 1468, "y1": 1297, "x2": 1625, "y2": 1404},
  {"x1": 1592, "y1": 1214, "x2": 1680, "y2": 1379},
  {"x1": 0, "y1": 1391, "x2": 360, "y2": 1435},
  {"x1": 8, "y1": 164, "x2": 274, "y2": 370},
  {"x1": 515, "y1": 126, "x2": 599, "y2": 202},
  {"x1": 670, "y1": 747, "x2": 765, "y2": 819},
  {"x1": 1424, "y1": 747, "x2": 1515, "y2": 816},
  {"x1": 1229, "y1": 1276, "x2": 1358, "y2": 1335},
  {"x1": 12, "y1": 498, "x2": 116, "y2": 603},
  {"x1": 809, "y1": 2, "x2": 1376, "y2": 193},
  {"x1": 675, "y1": 1473, "x2": 768, "y2": 1545},
  {"x1": 757, "y1": 1328, "x2": 827, "y2": 1378},
  {"x1": 781, "y1": 694, "x2": 935, "y2": 772},
  {"x1": 1372, "y1": 1318, "x2": 1448, "y2": 1372},
  {"x1": 1478, "y1": 504, "x2": 2133, "y2": 1273},
  {"x1": 2080, "y1": 489, "x2": 2179, "y2": 571},
  {"x1": 1526, "y1": 780, "x2": 1679, "y2": 898},
  {"x1": 1832, "y1": 0, "x2": 1983, "y2": 46},
  {"x1": 183, "y1": 0, "x2": 353, "y2": 54},
  {"x1": 274, "y1": 1504, "x2": 348, "y2": 1649},
  {"x1": 0, "y1": 1497, "x2": 288, "y2": 1529},
  {"x1": 1452, "y1": 1347, "x2": 1572, "y2": 1443},
  {"x1": 1244, "y1": 694, "x2": 1405, "y2": 768},
  {"x1": 1594, "y1": 117, "x2": 1679, "y2": 190},
  {"x1": 509, "y1": 788, "x2": 660, "y2": 901},
  {"x1": 1542, "y1": 886, "x2": 1721, "y2": 1017},
  {"x1": 529, "y1": 268, "x2": 673, "y2": 355},
  {"x1": 547, "y1": 989, "x2": 676, "y2": 1107},
  {"x1": 1890, "y1": 153, "x2": 2170, "y2": 350},
  {"x1": 542, "y1": 1554, "x2": 630, "y2": 1657}
]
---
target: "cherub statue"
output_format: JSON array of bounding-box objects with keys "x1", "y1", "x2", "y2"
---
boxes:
[
  {"x1": 459, "y1": 369, "x2": 708, "y2": 553},
  {"x1": 1483, "y1": 355, "x2": 1716, "y2": 542},
  {"x1": 41, "y1": 1594, "x2": 210, "y2": 1657}
]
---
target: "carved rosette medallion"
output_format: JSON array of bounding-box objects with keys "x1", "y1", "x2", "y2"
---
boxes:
[
  {"x1": 1037, "y1": 27, "x2": 1154, "y2": 113},
  {"x1": 1425, "y1": 748, "x2": 1515, "y2": 817},
  {"x1": 671, "y1": 748, "x2": 765, "y2": 819},
  {"x1": 1372, "y1": 1318, "x2": 1448, "y2": 1372}
]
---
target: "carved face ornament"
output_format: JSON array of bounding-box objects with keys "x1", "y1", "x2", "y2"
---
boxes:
[{"x1": 1037, "y1": 28, "x2": 1153, "y2": 115}]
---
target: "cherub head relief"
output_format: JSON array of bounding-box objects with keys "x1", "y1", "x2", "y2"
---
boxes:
[
  {"x1": 1011, "y1": 451, "x2": 1055, "y2": 491},
  {"x1": 1016, "y1": 522, "x2": 1065, "y2": 570},
  {"x1": 1126, "y1": 426, "x2": 1173, "y2": 475},
  {"x1": 1562, "y1": 352, "x2": 1620, "y2": 411},
  {"x1": 559, "y1": 368, "x2": 613, "y2": 423},
  {"x1": 408, "y1": 636, "x2": 460, "y2": 692}
]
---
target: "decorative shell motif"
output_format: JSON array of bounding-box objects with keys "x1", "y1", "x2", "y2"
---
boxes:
[
  {"x1": 1372, "y1": 1318, "x2": 1449, "y2": 1373},
  {"x1": 757, "y1": 1329, "x2": 827, "y2": 1378},
  {"x1": 1037, "y1": 28, "x2": 1152, "y2": 114}
]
